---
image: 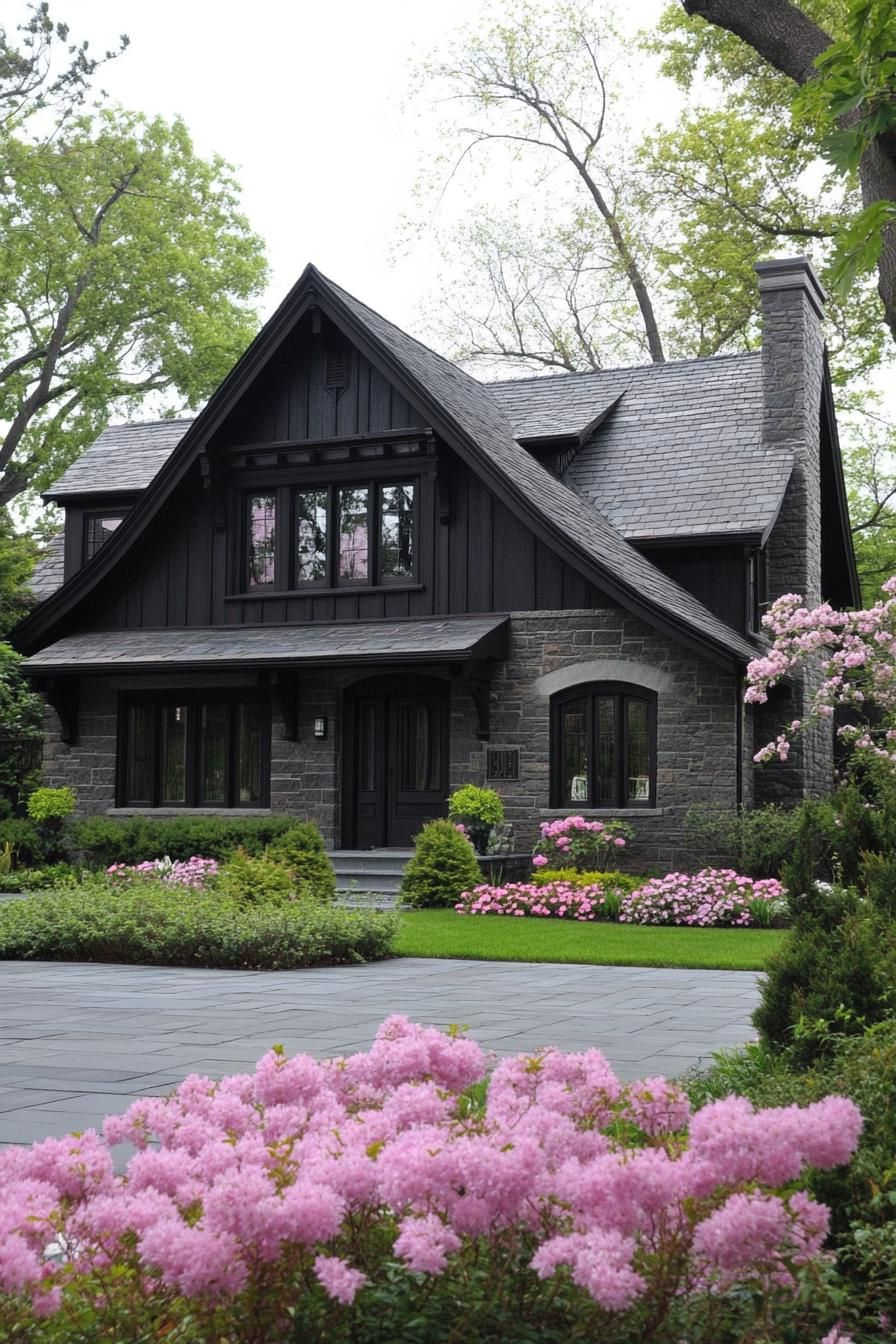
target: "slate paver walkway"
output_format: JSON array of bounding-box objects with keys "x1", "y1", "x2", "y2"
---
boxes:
[{"x1": 0, "y1": 959, "x2": 761, "y2": 1146}]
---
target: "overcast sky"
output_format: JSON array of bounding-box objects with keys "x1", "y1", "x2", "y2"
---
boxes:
[{"x1": 71, "y1": 0, "x2": 666, "y2": 331}]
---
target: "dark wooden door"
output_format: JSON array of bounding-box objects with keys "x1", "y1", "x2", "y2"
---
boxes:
[{"x1": 349, "y1": 681, "x2": 448, "y2": 848}]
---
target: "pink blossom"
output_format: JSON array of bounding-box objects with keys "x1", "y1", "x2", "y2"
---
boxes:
[{"x1": 314, "y1": 1254, "x2": 367, "y2": 1304}]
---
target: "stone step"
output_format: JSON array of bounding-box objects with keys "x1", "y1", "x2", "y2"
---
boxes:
[{"x1": 328, "y1": 849, "x2": 414, "y2": 894}]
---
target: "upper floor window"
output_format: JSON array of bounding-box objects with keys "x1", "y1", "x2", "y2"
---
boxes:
[
  {"x1": 551, "y1": 683, "x2": 656, "y2": 809},
  {"x1": 84, "y1": 514, "x2": 125, "y2": 562},
  {"x1": 244, "y1": 480, "x2": 417, "y2": 591}
]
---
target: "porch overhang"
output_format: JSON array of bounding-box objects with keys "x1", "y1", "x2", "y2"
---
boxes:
[{"x1": 21, "y1": 615, "x2": 510, "y2": 677}]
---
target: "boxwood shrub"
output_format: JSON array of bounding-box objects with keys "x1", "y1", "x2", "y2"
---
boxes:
[
  {"x1": 68, "y1": 814, "x2": 298, "y2": 866},
  {"x1": 0, "y1": 882, "x2": 397, "y2": 970}
]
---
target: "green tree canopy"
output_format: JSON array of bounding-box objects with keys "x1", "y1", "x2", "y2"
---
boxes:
[{"x1": 0, "y1": 5, "x2": 267, "y2": 509}]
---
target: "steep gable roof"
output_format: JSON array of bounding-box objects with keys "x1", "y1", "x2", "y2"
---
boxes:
[
  {"x1": 16, "y1": 265, "x2": 759, "y2": 668},
  {"x1": 490, "y1": 355, "x2": 791, "y2": 543}
]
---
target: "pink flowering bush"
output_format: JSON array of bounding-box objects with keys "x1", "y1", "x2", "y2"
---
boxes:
[
  {"x1": 745, "y1": 578, "x2": 896, "y2": 767},
  {"x1": 106, "y1": 855, "x2": 219, "y2": 890},
  {"x1": 456, "y1": 879, "x2": 619, "y2": 920},
  {"x1": 0, "y1": 1016, "x2": 862, "y2": 1342},
  {"x1": 534, "y1": 815, "x2": 633, "y2": 871},
  {"x1": 620, "y1": 869, "x2": 787, "y2": 928}
]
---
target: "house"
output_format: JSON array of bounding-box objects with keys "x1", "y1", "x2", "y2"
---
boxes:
[{"x1": 12, "y1": 257, "x2": 858, "y2": 869}]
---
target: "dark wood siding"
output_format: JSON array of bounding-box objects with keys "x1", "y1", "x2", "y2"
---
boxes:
[
  {"x1": 88, "y1": 314, "x2": 617, "y2": 628},
  {"x1": 643, "y1": 545, "x2": 747, "y2": 631}
]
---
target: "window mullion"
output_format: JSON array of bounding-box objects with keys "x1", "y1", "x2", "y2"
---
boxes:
[{"x1": 616, "y1": 694, "x2": 625, "y2": 809}]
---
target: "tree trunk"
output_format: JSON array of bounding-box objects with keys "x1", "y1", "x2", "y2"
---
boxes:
[{"x1": 682, "y1": 0, "x2": 896, "y2": 343}]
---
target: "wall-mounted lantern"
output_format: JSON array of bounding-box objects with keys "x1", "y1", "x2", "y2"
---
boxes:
[{"x1": 313, "y1": 716, "x2": 328, "y2": 739}]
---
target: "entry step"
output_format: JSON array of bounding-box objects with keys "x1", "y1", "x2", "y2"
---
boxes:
[{"x1": 328, "y1": 849, "x2": 414, "y2": 895}]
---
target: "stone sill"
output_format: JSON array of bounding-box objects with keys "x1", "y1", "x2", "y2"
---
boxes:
[
  {"x1": 106, "y1": 808, "x2": 273, "y2": 818},
  {"x1": 537, "y1": 808, "x2": 669, "y2": 820}
]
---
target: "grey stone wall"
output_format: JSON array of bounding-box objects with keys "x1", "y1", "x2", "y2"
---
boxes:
[
  {"x1": 450, "y1": 610, "x2": 742, "y2": 872},
  {"x1": 39, "y1": 613, "x2": 750, "y2": 870},
  {"x1": 41, "y1": 672, "x2": 342, "y2": 844}
]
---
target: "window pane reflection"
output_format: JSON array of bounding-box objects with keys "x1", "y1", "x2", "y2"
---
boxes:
[
  {"x1": 248, "y1": 494, "x2": 276, "y2": 586},
  {"x1": 380, "y1": 482, "x2": 415, "y2": 579},
  {"x1": 125, "y1": 704, "x2": 154, "y2": 805},
  {"x1": 596, "y1": 697, "x2": 616, "y2": 805},
  {"x1": 236, "y1": 703, "x2": 262, "y2": 804},
  {"x1": 200, "y1": 703, "x2": 228, "y2": 804},
  {"x1": 295, "y1": 488, "x2": 328, "y2": 584},
  {"x1": 626, "y1": 700, "x2": 650, "y2": 802},
  {"x1": 561, "y1": 699, "x2": 588, "y2": 804},
  {"x1": 338, "y1": 487, "x2": 369, "y2": 580},
  {"x1": 160, "y1": 704, "x2": 188, "y2": 804}
]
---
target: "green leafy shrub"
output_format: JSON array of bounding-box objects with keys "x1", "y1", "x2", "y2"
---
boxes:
[
  {"x1": 267, "y1": 821, "x2": 336, "y2": 901},
  {"x1": 532, "y1": 868, "x2": 642, "y2": 895},
  {"x1": 683, "y1": 802, "x2": 822, "y2": 878},
  {"x1": 753, "y1": 883, "x2": 896, "y2": 1065},
  {"x1": 69, "y1": 814, "x2": 296, "y2": 866},
  {"x1": 213, "y1": 849, "x2": 297, "y2": 906},
  {"x1": 400, "y1": 818, "x2": 483, "y2": 909},
  {"x1": 448, "y1": 784, "x2": 504, "y2": 852},
  {"x1": 0, "y1": 862, "x2": 80, "y2": 894},
  {"x1": 26, "y1": 786, "x2": 76, "y2": 823},
  {"x1": 0, "y1": 817, "x2": 43, "y2": 866},
  {"x1": 0, "y1": 880, "x2": 397, "y2": 970}
]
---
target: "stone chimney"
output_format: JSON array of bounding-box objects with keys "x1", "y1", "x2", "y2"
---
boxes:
[
  {"x1": 755, "y1": 256, "x2": 826, "y2": 607},
  {"x1": 754, "y1": 257, "x2": 830, "y2": 801}
]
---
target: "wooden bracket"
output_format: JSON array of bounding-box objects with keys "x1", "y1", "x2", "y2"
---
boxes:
[
  {"x1": 468, "y1": 661, "x2": 491, "y2": 741},
  {"x1": 41, "y1": 677, "x2": 79, "y2": 746},
  {"x1": 268, "y1": 672, "x2": 300, "y2": 742}
]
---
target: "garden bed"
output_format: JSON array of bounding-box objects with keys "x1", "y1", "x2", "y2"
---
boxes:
[{"x1": 395, "y1": 910, "x2": 784, "y2": 970}]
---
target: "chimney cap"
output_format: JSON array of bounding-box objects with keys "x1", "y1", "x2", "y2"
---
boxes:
[{"x1": 755, "y1": 256, "x2": 826, "y2": 318}]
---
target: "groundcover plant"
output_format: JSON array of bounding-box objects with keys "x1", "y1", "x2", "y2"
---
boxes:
[{"x1": 0, "y1": 1016, "x2": 861, "y2": 1342}]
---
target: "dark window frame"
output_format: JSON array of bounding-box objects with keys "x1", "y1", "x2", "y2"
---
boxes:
[
  {"x1": 550, "y1": 682, "x2": 657, "y2": 809},
  {"x1": 240, "y1": 477, "x2": 420, "y2": 592},
  {"x1": 116, "y1": 692, "x2": 271, "y2": 809},
  {"x1": 83, "y1": 512, "x2": 126, "y2": 564}
]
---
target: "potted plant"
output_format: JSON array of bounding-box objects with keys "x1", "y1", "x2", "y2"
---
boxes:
[{"x1": 447, "y1": 785, "x2": 505, "y2": 855}]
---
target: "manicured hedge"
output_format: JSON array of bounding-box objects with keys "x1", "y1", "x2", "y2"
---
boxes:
[
  {"x1": 0, "y1": 883, "x2": 397, "y2": 970},
  {"x1": 68, "y1": 814, "x2": 297, "y2": 866}
]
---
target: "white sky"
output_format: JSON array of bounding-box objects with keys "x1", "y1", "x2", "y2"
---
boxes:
[{"x1": 71, "y1": 0, "x2": 668, "y2": 331}]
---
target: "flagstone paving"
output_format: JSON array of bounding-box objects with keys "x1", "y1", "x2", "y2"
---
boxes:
[{"x1": 0, "y1": 959, "x2": 762, "y2": 1146}]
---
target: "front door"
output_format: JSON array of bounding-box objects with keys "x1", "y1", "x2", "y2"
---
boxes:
[{"x1": 348, "y1": 678, "x2": 449, "y2": 848}]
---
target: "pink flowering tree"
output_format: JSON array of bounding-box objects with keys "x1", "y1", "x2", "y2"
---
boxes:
[{"x1": 746, "y1": 579, "x2": 896, "y2": 769}]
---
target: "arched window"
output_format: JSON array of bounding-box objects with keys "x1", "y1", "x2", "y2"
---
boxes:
[{"x1": 550, "y1": 683, "x2": 657, "y2": 809}]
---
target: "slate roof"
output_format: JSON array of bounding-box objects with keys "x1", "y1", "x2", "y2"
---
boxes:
[
  {"x1": 44, "y1": 419, "x2": 194, "y2": 500},
  {"x1": 28, "y1": 534, "x2": 65, "y2": 601},
  {"x1": 489, "y1": 356, "x2": 791, "y2": 542},
  {"x1": 22, "y1": 615, "x2": 510, "y2": 674},
  {"x1": 40, "y1": 357, "x2": 789, "y2": 545}
]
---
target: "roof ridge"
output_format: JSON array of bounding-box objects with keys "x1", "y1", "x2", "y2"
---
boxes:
[
  {"x1": 485, "y1": 349, "x2": 761, "y2": 388},
  {"x1": 105, "y1": 416, "x2": 196, "y2": 430}
]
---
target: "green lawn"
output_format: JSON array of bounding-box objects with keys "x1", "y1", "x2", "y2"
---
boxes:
[{"x1": 395, "y1": 910, "x2": 785, "y2": 971}]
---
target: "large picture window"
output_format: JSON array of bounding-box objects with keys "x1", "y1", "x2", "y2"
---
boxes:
[
  {"x1": 240, "y1": 480, "x2": 417, "y2": 592},
  {"x1": 118, "y1": 696, "x2": 269, "y2": 808},
  {"x1": 551, "y1": 683, "x2": 656, "y2": 809}
]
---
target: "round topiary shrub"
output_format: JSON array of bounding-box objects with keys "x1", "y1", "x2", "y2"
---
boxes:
[
  {"x1": 267, "y1": 822, "x2": 337, "y2": 902},
  {"x1": 399, "y1": 818, "x2": 483, "y2": 909}
]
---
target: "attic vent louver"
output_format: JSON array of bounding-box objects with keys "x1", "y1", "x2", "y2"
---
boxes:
[{"x1": 326, "y1": 348, "x2": 349, "y2": 390}]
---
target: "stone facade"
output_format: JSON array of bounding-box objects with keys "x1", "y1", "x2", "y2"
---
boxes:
[
  {"x1": 43, "y1": 610, "x2": 745, "y2": 872},
  {"x1": 452, "y1": 610, "x2": 743, "y2": 871}
]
